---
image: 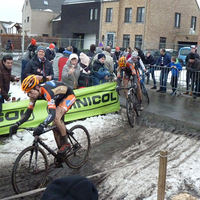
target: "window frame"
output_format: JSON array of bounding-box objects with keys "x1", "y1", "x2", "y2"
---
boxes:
[
  {"x1": 89, "y1": 8, "x2": 98, "y2": 21},
  {"x1": 159, "y1": 37, "x2": 166, "y2": 49},
  {"x1": 135, "y1": 35, "x2": 143, "y2": 48},
  {"x1": 124, "y1": 8, "x2": 132, "y2": 23},
  {"x1": 106, "y1": 8, "x2": 113, "y2": 22},
  {"x1": 191, "y1": 16, "x2": 197, "y2": 31},
  {"x1": 174, "y1": 12, "x2": 181, "y2": 28},
  {"x1": 123, "y1": 34, "x2": 130, "y2": 48},
  {"x1": 136, "y1": 7, "x2": 145, "y2": 23}
]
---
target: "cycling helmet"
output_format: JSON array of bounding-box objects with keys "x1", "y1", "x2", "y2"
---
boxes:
[
  {"x1": 21, "y1": 75, "x2": 39, "y2": 93},
  {"x1": 131, "y1": 50, "x2": 138, "y2": 58},
  {"x1": 118, "y1": 56, "x2": 127, "y2": 67}
]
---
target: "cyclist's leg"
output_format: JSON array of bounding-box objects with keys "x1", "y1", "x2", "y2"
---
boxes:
[
  {"x1": 54, "y1": 94, "x2": 76, "y2": 153},
  {"x1": 136, "y1": 81, "x2": 143, "y2": 111},
  {"x1": 123, "y1": 75, "x2": 129, "y2": 99}
]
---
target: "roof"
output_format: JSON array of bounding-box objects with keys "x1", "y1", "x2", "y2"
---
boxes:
[{"x1": 29, "y1": 0, "x2": 65, "y2": 13}]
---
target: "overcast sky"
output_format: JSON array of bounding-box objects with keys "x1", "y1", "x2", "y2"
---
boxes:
[{"x1": 0, "y1": 0, "x2": 200, "y2": 23}]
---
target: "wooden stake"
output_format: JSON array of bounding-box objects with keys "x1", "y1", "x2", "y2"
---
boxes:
[{"x1": 157, "y1": 150, "x2": 168, "y2": 200}]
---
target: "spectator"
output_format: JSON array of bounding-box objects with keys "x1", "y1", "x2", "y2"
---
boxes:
[
  {"x1": 6, "y1": 40, "x2": 13, "y2": 51},
  {"x1": 61, "y1": 53, "x2": 80, "y2": 89},
  {"x1": 170, "y1": 56, "x2": 182, "y2": 96},
  {"x1": 126, "y1": 47, "x2": 132, "y2": 60},
  {"x1": 23, "y1": 45, "x2": 54, "y2": 83},
  {"x1": 0, "y1": 55, "x2": 20, "y2": 102},
  {"x1": 52, "y1": 47, "x2": 65, "y2": 80},
  {"x1": 86, "y1": 44, "x2": 96, "y2": 58},
  {"x1": 53, "y1": 42, "x2": 59, "y2": 53},
  {"x1": 58, "y1": 46, "x2": 73, "y2": 81},
  {"x1": 102, "y1": 46, "x2": 114, "y2": 73},
  {"x1": 127, "y1": 50, "x2": 146, "y2": 82},
  {"x1": 91, "y1": 53, "x2": 110, "y2": 85},
  {"x1": 113, "y1": 47, "x2": 122, "y2": 74},
  {"x1": 40, "y1": 175, "x2": 98, "y2": 200},
  {"x1": 96, "y1": 42, "x2": 104, "y2": 53},
  {"x1": 46, "y1": 43, "x2": 56, "y2": 62},
  {"x1": 144, "y1": 51, "x2": 157, "y2": 88},
  {"x1": 155, "y1": 48, "x2": 171, "y2": 93},
  {"x1": 72, "y1": 45, "x2": 81, "y2": 56},
  {"x1": 21, "y1": 39, "x2": 37, "y2": 81},
  {"x1": 135, "y1": 46, "x2": 145, "y2": 62},
  {"x1": 184, "y1": 45, "x2": 200, "y2": 95},
  {"x1": 186, "y1": 53, "x2": 200, "y2": 98},
  {"x1": 78, "y1": 52, "x2": 93, "y2": 87}
]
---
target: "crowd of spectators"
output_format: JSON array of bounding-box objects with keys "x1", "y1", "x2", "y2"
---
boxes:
[{"x1": 1, "y1": 40, "x2": 200, "y2": 110}]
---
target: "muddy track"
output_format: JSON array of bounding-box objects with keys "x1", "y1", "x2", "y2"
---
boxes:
[{"x1": 1, "y1": 110, "x2": 200, "y2": 199}]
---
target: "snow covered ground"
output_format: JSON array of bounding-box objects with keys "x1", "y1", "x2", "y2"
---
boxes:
[{"x1": 1, "y1": 83, "x2": 200, "y2": 200}]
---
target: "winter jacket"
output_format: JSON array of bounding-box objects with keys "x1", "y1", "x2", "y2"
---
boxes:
[
  {"x1": 52, "y1": 52, "x2": 63, "y2": 79},
  {"x1": 58, "y1": 50, "x2": 72, "y2": 81},
  {"x1": 61, "y1": 59, "x2": 81, "y2": 89},
  {"x1": 86, "y1": 50, "x2": 96, "y2": 58},
  {"x1": 185, "y1": 52, "x2": 200, "y2": 65},
  {"x1": 138, "y1": 50, "x2": 145, "y2": 62},
  {"x1": 0, "y1": 61, "x2": 16, "y2": 101},
  {"x1": 186, "y1": 58, "x2": 200, "y2": 81},
  {"x1": 155, "y1": 52, "x2": 171, "y2": 67},
  {"x1": 170, "y1": 59, "x2": 182, "y2": 76},
  {"x1": 46, "y1": 48, "x2": 56, "y2": 61},
  {"x1": 23, "y1": 56, "x2": 54, "y2": 83},
  {"x1": 92, "y1": 60, "x2": 110, "y2": 85},
  {"x1": 144, "y1": 55, "x2": 156, "y2": 65}
]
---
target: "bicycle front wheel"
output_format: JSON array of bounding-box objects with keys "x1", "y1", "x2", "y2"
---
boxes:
[
  {"x1": 66, "y1": 125, "x2": 90, "y2": 169},
  {"x1": 12, "y1": 146, "x2": 48, "y2": 194},
  {"x1": 141, "y1": 82, "x2": 150, "y2": 104},
  {"x1": 126, "y1": 94, "x2": 136, "y2": 127}
]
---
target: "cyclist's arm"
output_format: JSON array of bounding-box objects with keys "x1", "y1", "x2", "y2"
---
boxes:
[
  {"x1": 139, "y1": 59, "x2": 146, "y2": 70},
  {"x1": 18, "y1": 100, "x2": 35, "y2": 125},
  {"x1": 43, "y1": 102, "x2": 56, "y2": 125},
  {"x1": 128, "y1": 63, "x2": 138, "y2": 84}
]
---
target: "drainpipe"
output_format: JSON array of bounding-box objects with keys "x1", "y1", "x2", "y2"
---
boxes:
[
  {"x1": 99, "y1": 0, "x2": 103, "y2": 44},
  {"x1": 142, "y1": 0, "x2": 147, "y2": 50},
  {"x1": 22, "y1": 0, "x2": 26, "y2": 55}
]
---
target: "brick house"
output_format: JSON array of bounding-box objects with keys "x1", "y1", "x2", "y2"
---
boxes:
[
  {"x1": 101, "y1": 0, "x2": 200, "y2": 50},
  {"x1": 53, "y1": 0, "x2": 200, "y2": 50}
]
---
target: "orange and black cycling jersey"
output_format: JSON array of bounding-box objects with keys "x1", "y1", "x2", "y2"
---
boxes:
[{"x1": 19, "y1": 80, "x2": 75, "y2": 126}]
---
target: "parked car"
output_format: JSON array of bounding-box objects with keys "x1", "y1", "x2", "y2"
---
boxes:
[{"x1": 178, "y1": 47, "x2": 191, "y2": 66}]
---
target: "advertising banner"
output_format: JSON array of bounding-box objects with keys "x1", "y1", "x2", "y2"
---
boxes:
[{"x1": 0, "y1": 82, "x2": 120, "y2": 135}]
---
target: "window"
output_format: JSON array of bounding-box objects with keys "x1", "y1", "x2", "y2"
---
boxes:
[
  {"x1": 106, "y1": 8, "x2": 113, "y2": 22},
  {"x1": 124, "y1": 8, "x2": 132, "y2": 23},
  {"x1": 136, "y1": 7, "x2": 145, "y2": 22},
  {"x1": 0, "y1": 30, "x2": 3, "y2": 33},
  {"x1": 123, "y1": 34, "x2": 130, "y2": 48},
  {"x1": 174, "y1": 13, "x2": 181, "y2": 28},
  {"x1": 89, "y1": 8, "x2": 98, "y2": 20},
  {"x1": 135, "y1": 35, "x2": 142, "y2": 48},
  {"x1": 27, "y1": 16, "x2": 29, "y2": 23},
  {"x1": 191, "y1": 16, "x2": 196, "y2": 31},
  {"x1": 159, "y1": 37, "x2": 166, "y2": 49}
]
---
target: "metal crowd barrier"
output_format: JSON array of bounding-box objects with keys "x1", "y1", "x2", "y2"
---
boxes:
[{"x1": 144, "y1": 65, "x2": 200, "y2": 97}]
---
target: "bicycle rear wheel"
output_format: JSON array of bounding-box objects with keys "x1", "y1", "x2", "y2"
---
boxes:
[
  {"x1": 141, "y1": 82, "x2": 150, "y2": 104},
  {"x1": 126, "y1": 93, "x2": 136, "y2": 127},
  {"x1": 65, "y1": 125, "x2": 90, "y2": 169},
  {"x1": 12, "y1": 146, "x2": 48, "y2": 194}
]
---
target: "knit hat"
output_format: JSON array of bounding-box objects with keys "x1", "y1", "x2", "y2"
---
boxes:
[
  {"x1": 49, "y1": 43, "x2": 55, "y2": 49},
  {"x1": 98, "y1": 53, "x2": 106, "y2": 60},
  {"x1": 69, "y1": 53, "x2": 78, "y2": 61},
  {"x1": 99, "y1": 43, "x2": 103, "y2": 47},
  {"x1": 36, "y1": 45, "x2": 46, "y2": 53},
  {"x1": 31, "y1": 39, "x2": 36, "y2": 46},
  {"x1": 116, "y1": 47, "x2": 120, "y2": 51},
  {"x1": 189, "y1": 53, "x2": 196, "y2": 60},
  {"x1": 79, "y1": 52, "x2": 90, "y2": 66},
  {"x1": 40, "y1": 175, "x2": 98, "y2": 200}
]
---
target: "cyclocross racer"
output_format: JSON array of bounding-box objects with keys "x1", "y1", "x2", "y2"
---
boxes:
[
  {"x1": 116, "y1": 56, "x2": 143, "y2": 111},
  {"x1": 9, "y1": 75, "x2": 76, "y2": 154}
]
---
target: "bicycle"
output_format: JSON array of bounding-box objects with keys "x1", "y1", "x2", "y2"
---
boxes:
[
  {"x1": 117, "y1": 78, "x2": 141, "y2": 127},
  {"x1": 11, "y1": 124, "x2": 90, "y2": 194},
  {"x1": 140, "y1": 79, "x2": 150, "y2": 104}
]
